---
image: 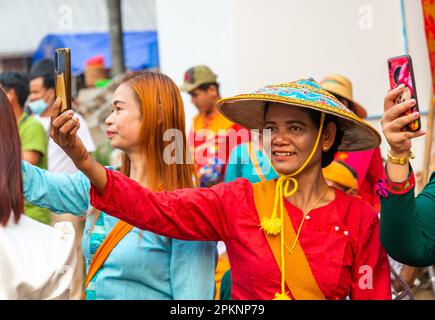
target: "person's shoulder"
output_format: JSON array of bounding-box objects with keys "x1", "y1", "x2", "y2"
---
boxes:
[
  {"x1": 32, "y1": 114, "x2": 50, "y2": 129},
  {"x1": 335, "y1": 190, "x2": 380, "y2": 230},
  {"x1": 0, "y1": 216, "x2": 75, "y2": 299},
  {"x1": 0, "y1": 215, "x2": 75, "y2": 271},
  {"x1": 9, "y1": 215, "x2": 74, "y2": 243},
  {"x1": 210, "y1": 177, "x2": 253, "y2": 195},
  {"x1": 336, "y1": 190, "x2": 377, "y2": 213},
  {"x1": 20, "y1": 114, "x2": 46, "y2": 133}
]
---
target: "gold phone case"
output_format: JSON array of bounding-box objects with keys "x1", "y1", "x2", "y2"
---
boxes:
[{"x1": 55, "y1": 48, "x2": 71, "y2": 113}]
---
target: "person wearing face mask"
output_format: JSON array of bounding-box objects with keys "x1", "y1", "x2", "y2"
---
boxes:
[
  {"x1": 28, "y1": 59, "x2": 96, "y2": 299},
  {"x1": 0, "y1": 71, "x2": 50, "y2": 225}
]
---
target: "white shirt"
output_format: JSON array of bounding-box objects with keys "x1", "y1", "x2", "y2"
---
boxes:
[
  {"x1": 35, "y1": 113, "x2": 96, "y2": 174},
  {"x1": 0, "y1": 215, "x2": 76, "y2": 300}
]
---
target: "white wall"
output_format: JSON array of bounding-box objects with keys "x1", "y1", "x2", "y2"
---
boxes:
[
  {"x1": 231, "y1": 0, "x2": 431, "y2": 116},
  {"x1": 156, "y1": 0, "x2": 238, "y2": 132},
  {"x1": 156, "y1": 0, "x2": 434, "y2": 171}
]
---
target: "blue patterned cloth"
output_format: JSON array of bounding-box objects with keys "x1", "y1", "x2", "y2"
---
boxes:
[
  {"x1": 252, "y1": 78, "x2": 351, "y2": 113},
  {"x1": 22, "y1": 161, "x2": 217, "y2": 300}
]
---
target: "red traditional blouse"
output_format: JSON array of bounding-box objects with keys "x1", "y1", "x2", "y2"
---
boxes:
[{"x1": 90, "y1": 168, "x2": 392, "y2": 300}]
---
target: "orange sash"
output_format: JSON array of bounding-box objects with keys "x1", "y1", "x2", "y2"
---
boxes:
[
  {"x1": 252, "y1": 180, "x2": 325, "y2": 300},
  {"x1": 248, "y1": 142, "x2": 266, "y2": 182},
  {"x1": 82, "y1": 220, "x2": 134, "y2": 299}
]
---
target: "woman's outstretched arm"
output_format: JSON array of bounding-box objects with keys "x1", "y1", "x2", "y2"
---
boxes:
[
  {"x1": 50, "y1": 97, "x2": 249, "y2": 242},
  {"x1": 22, "y1": 160, "x2": 90, "y2": 215}
]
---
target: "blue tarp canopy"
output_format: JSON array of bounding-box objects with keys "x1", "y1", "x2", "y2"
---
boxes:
[{"x1": 32, "y1": 31, "x2": 159, "y2": 76}]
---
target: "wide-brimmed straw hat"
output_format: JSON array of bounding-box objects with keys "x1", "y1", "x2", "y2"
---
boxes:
[
  {"x1": 320, "y1": 74, "x2": 367, "y2": 119},
  {"x1": 216, "y1": 78, "x2": 380, "y2": 151}
]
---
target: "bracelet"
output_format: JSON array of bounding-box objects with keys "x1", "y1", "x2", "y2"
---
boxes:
[{"x1": 387, "y1": 150, "x2": 415, "y2": 165}]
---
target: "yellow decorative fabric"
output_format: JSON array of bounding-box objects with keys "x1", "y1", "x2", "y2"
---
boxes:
[{"x1": 193, "y1": 111, "x2": 235, "y2": 134}]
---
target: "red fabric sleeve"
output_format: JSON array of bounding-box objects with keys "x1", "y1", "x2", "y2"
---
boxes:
[
  {"x1": 90, "y1": 167, "x2": 250, "y2": 242},
  {"x1": 359, "y1": 147, "x2": 385, "y2": 212},
  {"x1": 350, "y1": 207, "x2": 392, "y2": 300}
]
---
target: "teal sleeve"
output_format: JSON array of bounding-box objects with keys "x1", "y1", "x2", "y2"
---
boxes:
[
  {"x1": 22, "y1": 160, "x2": 91, "y2": 215},
  {"x1": 380, "y1": 172, "x2": 435, "y2": 267}
]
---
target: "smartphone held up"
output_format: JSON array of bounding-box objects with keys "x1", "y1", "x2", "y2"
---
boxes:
[
  {"x1": 387, "y1": 54, "x2": 421, "y2": 132},
  {"x1": 55, "y1": 48, "x2": 72, "y2": 114}
]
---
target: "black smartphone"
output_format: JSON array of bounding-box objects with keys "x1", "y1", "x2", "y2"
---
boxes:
[
  {"x1": 387, "y1": 54, "x2": 421, "y2": 132},
  {"x1": 55, "y1": 48, "x2": 72, "y2": 114}
]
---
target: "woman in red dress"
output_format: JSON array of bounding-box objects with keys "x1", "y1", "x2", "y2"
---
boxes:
[{"x1": 50, "y1": 78, "x2": 391, "y2": 300}]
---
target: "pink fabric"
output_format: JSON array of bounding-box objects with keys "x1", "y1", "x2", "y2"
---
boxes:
[{"x1": 335, "y1": 147, "x2": 385, "y2": 212}]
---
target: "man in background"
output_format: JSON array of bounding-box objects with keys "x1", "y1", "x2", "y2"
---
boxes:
[
  {"x1": 180, "y1": 65, "x2": 249, "y2": 188},
  {"x1": 27, "y1": 59, "x2": 96, "y2": 299},
  {"x1": 0, "y1": 71, "x2": 50, "y2": 225}
]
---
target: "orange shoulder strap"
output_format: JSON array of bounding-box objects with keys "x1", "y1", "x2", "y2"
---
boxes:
[
  {"x1": 248, "y1": 142, "x2": 266, "y2": 182},
  {"x1": 82, "y1": 220, "x2": 134, "y2": 299},
  {"x1": 252, "y1": 180, "x2": 325, "y2": 300}
]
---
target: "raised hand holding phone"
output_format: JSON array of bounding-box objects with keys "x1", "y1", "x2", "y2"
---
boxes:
[
  {"x1": 387, "y1": 55, "x2": 421, "y2": 132},
  {"x1": 382, "y1": 55, "x2": 426, "y2": 182}
]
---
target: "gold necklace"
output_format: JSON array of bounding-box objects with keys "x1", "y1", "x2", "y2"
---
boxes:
[{"x1": 285, "y1": 184, "x2": 330, "y2": 255}]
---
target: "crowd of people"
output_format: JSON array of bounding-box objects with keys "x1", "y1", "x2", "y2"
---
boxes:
[{"x1": 0, "y1": 59, "x2": 434, "y2": 300}]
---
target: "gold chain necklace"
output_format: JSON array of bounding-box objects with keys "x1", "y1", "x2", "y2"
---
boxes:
[{"x1": 284, "y1": 184, "x2": 330, "y2": 255}]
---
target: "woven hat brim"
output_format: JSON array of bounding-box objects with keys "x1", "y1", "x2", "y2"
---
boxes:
[{"x1": 217, "y1": 95, "x2": 381, "y2": 152}]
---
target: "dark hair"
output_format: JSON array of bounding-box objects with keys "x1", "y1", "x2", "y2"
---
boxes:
[
  {"x1": 29, "y1": 59, "x2": 55, "y2": 89},
  {"x1": 196, "y1": 82, "x2": 220, "y2": 94},
  {"x1": 305, "y1": 109, "x2": 344, "y2": 168},
  {"x1": 0, "y1": 88, "x2": 23, "y2": 226},
  {"x1": 0, "y1": 71, "x2": 29, "y2": 108}
]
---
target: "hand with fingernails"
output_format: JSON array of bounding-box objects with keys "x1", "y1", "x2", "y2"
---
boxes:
[
  {"x1": 50, "y1": 97, "x2": 108, "y2": 192},
  {"x1": 381, "y1": 84, "x2": 425, "y2": 181},
  {"x1": 50, "y1": 97, "x2": 89, "y2": 166},
  {"x1": 381, "y1": 84, "x2": 425, "y2": 157}
]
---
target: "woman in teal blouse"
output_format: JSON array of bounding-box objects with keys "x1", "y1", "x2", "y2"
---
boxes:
[
  {"x1": 380, "y1": 84, "x2": 435, "y2": 267},
  {"x1": 22, "y1": 71, "x2": 217, "y2": 299}
]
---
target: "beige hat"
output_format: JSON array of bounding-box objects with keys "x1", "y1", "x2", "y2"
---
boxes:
[
  {"x1": 179, "y1": 65, "x2": 217, "y2": 93},
  {"x1": 320, "y1": 74, "x2": 367, "y2": 119}
]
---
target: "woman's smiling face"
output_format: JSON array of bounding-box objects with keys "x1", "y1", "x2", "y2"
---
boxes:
[{"x1": 264, "y1": 103, "x2": 336, "y2": 176}]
